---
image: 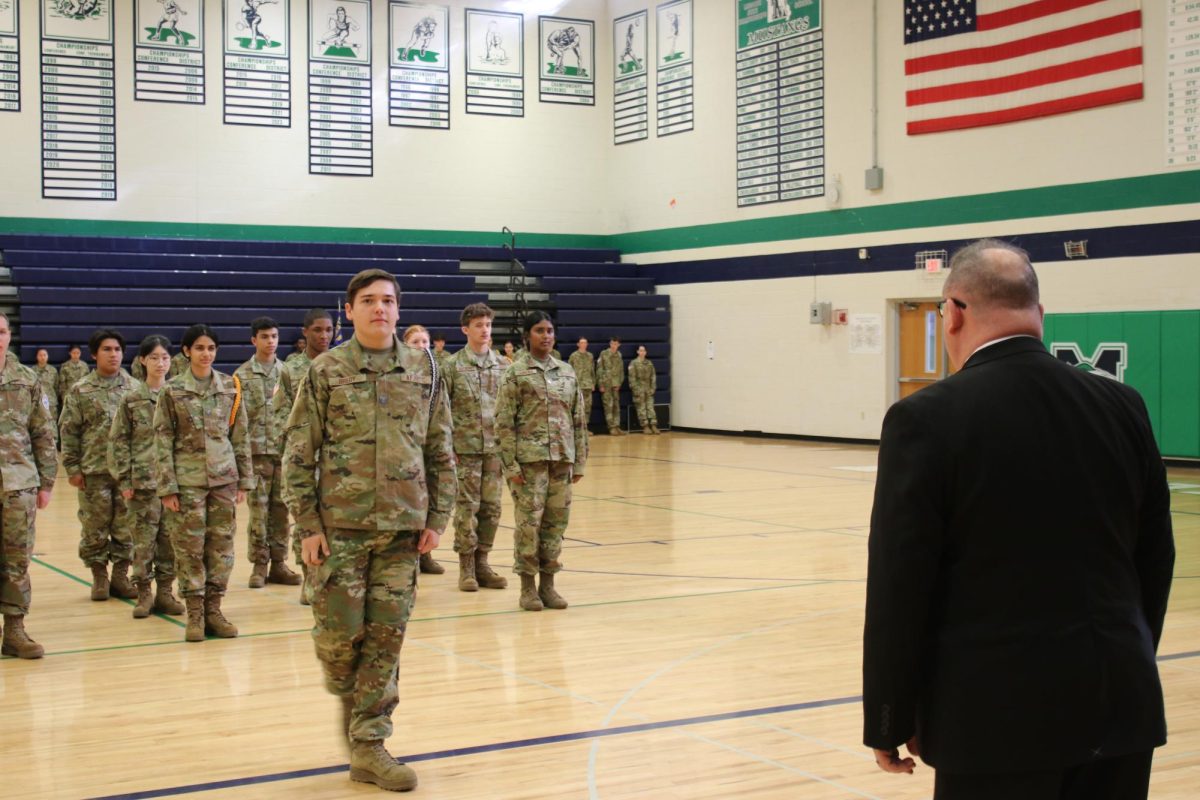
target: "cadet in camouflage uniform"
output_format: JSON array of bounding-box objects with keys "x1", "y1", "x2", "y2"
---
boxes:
[
  {"x1": 627, "y1": 345, "x2": 659, "y2": 435},
  {"x1": 597, "y1": 335, "x2": 625, "y2": 435},
  {"x1": 58, "y1": 344, "x2": 90, "y2": 400},
  {"x1": 155, "y1": 324, "x2": 254, "y2": 642},
  {"x1": 444, "y1": 303, "x2": 508, "y2": 592},
  {"x1": 401, "y1": 324, "x2": 447, "y2": 576},
  {"x1": 431, "y1": 332, "x2": 454, "y2": 373},
  {"x1": 0, "y1": 313, "x2": 56, "y2": 659},
  {"x1": 286, "y1": 335, "x2": 307, "y2": 363},
  {"x1": 108, "y1": 335, "x2": 185, "y2": 619},
  {"x1": 496, "y1": 311, "x2": 587, "y2": 612},
  {"x1": 167, "y1": 350, "x2": 189, "y2": 379},
  {"x1": 235, "y1": 317, "x2": 301, "y2": 590},
  {"x1": 32, "y1": 349, "x2": 58, "y2": 442},
  {"x1": 60, "y1": 329, "x2": 138, "y2": 602},
  {"x1": 271, "y1": 308, "x2": 335, "y2": 600},
  {"x1": 567, "y1": 337, "x2": 595, "y2": 429},
  {"x1": 284, "y1": 269, "x2": 456, "y2": 792}
]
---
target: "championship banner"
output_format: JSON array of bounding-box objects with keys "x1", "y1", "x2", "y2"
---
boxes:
[
  {"x1": 389, "y1": 1, "x2": 449, "y2": 129},
  {"x1": 0, "y1": 0, "x2": 20, "y2": 112},
  {"x1": 465, "y1": 8, "x2": 522, "y2": 117},
  {"x1": 133, "y1": 0, "x2": 204, "y2": 104},
  {"x1": 308, "y1": 0, "x2": 372, "y2": 176},
  {"x1": 40, "y1": 0, "x2": 116, "y2": 200},
  {"x1": 735, "y1": 0, "x2": 824, "y2": 206},
  {"x1": 613, "y1": 10, "x2": 647, "y2": 143},
  {"x1": 223, "y1": 0, "x2": 291, "y2": 127},
  {"x1": 656, "y1": 0, "x2": 693, "y2": 136},
  {"x1": 539, "y1": 15, "x2": 594, "y2": 105}
]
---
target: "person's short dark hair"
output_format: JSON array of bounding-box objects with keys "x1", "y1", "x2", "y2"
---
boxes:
[
  {"x1": 251, "y1": 316, "x2": 279, "y2": 335},
  {"x1": 460, "y1": 303, "x2": 495, "y2": 327},
  {"x1": 522, "y1": 311, "x2": 554, "y2": 335},
  {"x1": 302, "y1": 308, "x2": 333, "y2": 329},
  {"x1": 88, "y1": 328, "x2": 124, "y2": 353},
  {"x1": 345, "y1": 269, "x2": 400, "y2": 307},
  {"x1": 67, "y1": 344, "x2": 82, "y2": 354},
  {"x1": 138, "y1": 334, "x2": 171, "y2": 359},
  {"x1": 35, "y1": 347, "x2": 49, "y2": 357},
  {"x1": 946, "y1": 239, "x2": 1039, "y2": 310},
  {"x1": 182, "y1": 323, "x2": 220, "y2": 350},
  {"x1": 431, "y1": 333, "x2": 446, "y2": 344},
  {"x1": 609, "y1": 335, "x2": 622, "y2": 344}
]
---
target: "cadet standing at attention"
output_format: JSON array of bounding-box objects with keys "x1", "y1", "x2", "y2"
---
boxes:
[
  {"x1": 58, "y1": 344, "x2": 90, "y2": 400},
  {"x1": 496, "y1": 311, "x2": 587, "y2": 611},
  {"x1": 0, "y1": 313, "x2": 56, "y2": 659},
  {"x1": 235, "y1": 317, "x2": 302, "y2": 590},
  {"x1": 284, "y1": 268, "x2": 456, "y2": 792},
  {"x1": 596, "y1": 334, "x2": 625, "y2": 435},
  {"x1": 108, "y1": 335, "x2": 185, "y2": 619},
  {"x1": 155, "y1": 324, "x2": 254, "y2": 642},
  {"x1": 60, "y1": 329, "x2": 137, "y2": 602},
  {"x1": 32, "y1": 349, "x2": 58, "y2": 442},
  {"x1": 431, "y1": 332, "x2": 453, "y2": 374},
  {"x1": 444, "y1": 303, "x2": 508, "y2": 593},
  {"x1": 627, "y1": 345, "x2": 659, "y2": 435},
  {"x1": 400, "y1": 324, "x2": 447, "y2": 576},
  {"x1": 567, "y1": 337, "x2": 595, "y2": 430},
  {"x1": 167, "y1": 348, "x2": 189, "y2": 379}
]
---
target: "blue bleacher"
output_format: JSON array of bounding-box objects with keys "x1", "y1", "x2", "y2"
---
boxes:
[
  {"x1": 11, "y1": 267, "x2": 473, "y2": 292},
  {"x1": 3, "y1": 250, "x2": 462, "y2": 275}
]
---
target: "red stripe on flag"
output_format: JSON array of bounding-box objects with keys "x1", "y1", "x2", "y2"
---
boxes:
[
  {"x1": 907, "y1": 82, "x2": 1142, "y2": 133},
  {"x1": 907, "y1": 46, "x2": 1141, "y2": 106},
  {"x1": 977, "y1": 0, "x2": 1108, "y2": 32},
  {"x1": 905, "y1": 11, "x2": 1141, "y2": 76}
]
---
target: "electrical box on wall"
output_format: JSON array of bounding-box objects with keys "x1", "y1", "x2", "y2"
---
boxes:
[{"x1": 809, "y1": 301, "x2": 832, "y2": 325}]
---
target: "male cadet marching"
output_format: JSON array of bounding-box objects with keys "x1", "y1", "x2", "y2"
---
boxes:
[
  {"x1": 596, "y1": 335, "x2": 625, "y2": 435},
  {"x1": 444, "y1": 303, "x2": 508, "y2": 593},
  {"x1": 235, "y1": 317, "x2": 302, "y2": 590},
  {"x1": 32, "y1": 349, "x2": 59, "y2": 441},
  {"x1": 567, "y1": 337, "x2": 595, "y2": 430},
  {"x1": 0, "y1": 313, "x2": 56, "y2": 658},
  {"x1": 58, "y1": 344, "x2": 90, "y2": 400},
  {"x1": 60, "y1": 329, "x2": 138, "y2": 601},
  {"x1": 627, "y1": 345, "x2": 659, "y2": 435},
  {"x1": 284, "y1": 269, "x2": 456, "y2": 792}
]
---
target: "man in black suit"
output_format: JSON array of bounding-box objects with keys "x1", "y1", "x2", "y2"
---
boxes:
[{"x1": 862, "y1": 239, "x2": 1174, "y2": 799}]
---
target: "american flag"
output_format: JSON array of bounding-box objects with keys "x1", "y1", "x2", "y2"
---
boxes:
[{"x1": 904, "y1": 0, "x2": 1143, "y2": 135}]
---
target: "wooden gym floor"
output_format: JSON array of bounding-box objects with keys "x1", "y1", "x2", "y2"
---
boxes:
[{"x1": 2, "y1": 432, "x2": 1197, "y2": 799}]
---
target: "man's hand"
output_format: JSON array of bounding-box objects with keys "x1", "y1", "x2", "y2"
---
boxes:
[
  {"x1": 571, "y1": 474, "x2": 583, "y2": 484},
  {"x1": 302, "y1": 532, "x2": 330, "y2": 566},
  {"x1": 236, "y1": 490, "x2": 246, "y2": 505},
  {"x1": 162, "y1": 494, "x2": 181, "y2": 513},
  {"x1": 121, "y1": 489, "x2": 134, "y2": 501},
  {"x1": 872, "y1": 736, "x2": 919, "y2": 774},
  {"x1": 510, "y1": 471, "x2": 525, "y2": 485},
  {"x1": 417, "y1": 528, "x2": 440, "y2": 554},
  {"x1": 599, "y1": 387, "x2": 605, "y2": 393},
  {"x1": 68, "y1": 474, "x2": 85, "y2": 489},
  {"x1": 36, "y1": 489, "x2": 52, "y2": 510}
]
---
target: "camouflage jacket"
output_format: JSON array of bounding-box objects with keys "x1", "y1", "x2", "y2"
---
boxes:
[
  {"x1": 130, "y1": 358, "x2": 146, "y2": 381},
  {"x1": 60, "y1": 369, "x2": 135, "y2": 478},
  {"x1": 108, "y1": 381, "x2": 162, "y2": 493},
  {"x1": 597, "y1": 349, "x2": 624, "y2": 388},
  {"x1": 434, "y1": 348, "x2": 453, "y2": 374},
  {"x1": 33, "y1": 364, "x2": 58, "y2": 412},
  {"x1": 234, "y1": 356, "x2": 283, "y2": 457},
  {"x1": 444, "y1": 346, "x2": 505, "y2": 456},
  {"x1": 283, "y1": 336, "x2": 457, "y2": 537},
  {"x1": 271, "y1": 351, "x2": 310, "y2": 447},
  {"x1": 496, "y1": 355, "x2": 587, "y2": 478},
  {"x1": 628, "y1": 358, "x2": 656, "y2": 395},
  {"x1": 58, "y1": 359, "x2": 90, "y2": 399},
  {"x1": 0, "y1": 356, "x2": 57, "y2": 491},
  {"x1": 167, "y1": 352, "x2": 190, "y2": 379},
  {"x1": 567, "y1": 350, "x2": 595, "y2": 390},
  {"x1": 153, "y1": 369, "x2": 253, "y2": 494}
]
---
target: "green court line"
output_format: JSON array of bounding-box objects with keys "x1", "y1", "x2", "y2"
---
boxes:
[{"x1": 32, "y1": 556, "x2": 187, "y2": 628}]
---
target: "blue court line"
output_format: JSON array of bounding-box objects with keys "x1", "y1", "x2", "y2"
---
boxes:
[{"x1": 87, "y1": 695, "x2": 862, "y2": 800}]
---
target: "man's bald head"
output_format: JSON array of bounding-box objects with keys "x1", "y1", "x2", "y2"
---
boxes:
[{"x1": 944, "y1": 239, "x2": 1039, "y2": 313}]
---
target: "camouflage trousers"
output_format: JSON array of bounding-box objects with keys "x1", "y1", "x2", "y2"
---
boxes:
[
  {"x1": 632, "y1": 391, "x2": 655, "y2": 429},
  {"x1": 310, "y1": 528, "x2": 418, "y2": 744},
  {"x1": 0, "y1": 488, "x2": 37, "y2": 616},
  {"x1": 579, "y1": 387, "x2": 594, "y2": 427},
  {"x1": 601, "y1": 386, "x2": 621, "y2": 430},
  {"x1": 123, "y1": 489, "x2": 174, "y2": 585},
  {"x1": 451, "y1": 453, "x2": 503, "y2": 554},
  {"x1": 507, "y1": 461, "x2": 573, "y2": 576},
  {"x1": 166, "y1": 483, "x2": 237, "y2": 598},
  {"x1": 78, "y1": 473, "x2": 133, "y2": 567},
  {"x1": 248, "y1": 455, "x2": 289, "y2": 565}
]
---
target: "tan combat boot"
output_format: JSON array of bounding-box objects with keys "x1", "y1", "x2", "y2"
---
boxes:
[
  {"x1": 299, "y1": 564, "x2": 311, "y2": 606},
  {"x1": 90, "y1": 564, "x2": 110, "y2": 601},
  {"x1": 418, "y1": 552, "x2": 444, "y2": 574},
  {"x1": 1, "y1": 615, "x2": 44, "y2": 659},
  {"x1": 109, "y1": 560, "x2": 137, "y2": 599},
  {"x1": 203, "y1": 592, "x2": 238, "y2": 638},
  {"x1": 267, "y1": 560, "x2": 302, "y2": 585},
  {"x1": 519, "y1": 574, "x2": 543, "y2": 611},
  {"x1": 248, "y1": 562, "x2": 268, "y2": 589},
  {"x1": 132, "y1": 581, "x2": 154, "y2": 619},
  {"x1": 349, "y1": 740, "x2": 418, "y2": 792},
  {"x1": 457, "y1": 552, "x2": 478, "y2": 592},
  {"x1": 642, "y1": 425, "x2": 652, "y2": 435},
  {"x1": 538, "y1": 573, "x2": 568, "y2": 610},
  {"x1": 474, "y1": 550, "x2": 508, "y2": 590},
  {"x1": 184, "y1": 596, "x2": 205, "y2": 642},
  {"x1": 154, "y1": 578, "x2": 185, "y2": 615}
]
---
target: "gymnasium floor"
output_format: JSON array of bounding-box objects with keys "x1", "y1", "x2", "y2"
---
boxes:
[{"x1": 3, "y1": 433, "x2": 1197, "y2": 799}]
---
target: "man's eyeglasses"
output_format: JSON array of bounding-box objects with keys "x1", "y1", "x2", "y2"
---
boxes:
[{"x1": 937, "y1": 298, "x2": 967, "y2": 317}]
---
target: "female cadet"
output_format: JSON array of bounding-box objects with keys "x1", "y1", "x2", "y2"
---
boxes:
[
  {"x1": 109, "y1": 335, "x2": 185, "y2": 619},
  {"x1": 401, "y1": 324, "x2": 446, "y2": 576},
  {"x1": 154, "y1": 324, "x2": 254, "y2": 642},
  {"x1": 495, "y1": 312, "x2": 587, "y2": 611}
]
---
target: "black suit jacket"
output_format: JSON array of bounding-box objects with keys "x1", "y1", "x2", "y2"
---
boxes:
[{"x1": 863, "y1": 336, "x2": 1174, "y2": 774}]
